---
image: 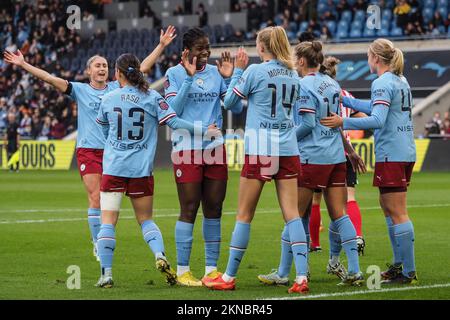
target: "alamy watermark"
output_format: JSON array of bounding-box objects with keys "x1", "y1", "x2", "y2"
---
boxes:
[
  {"x1": 66, "y1": 5, "x2": 81, "y2": 30},
  {"x1": 367, "y1": 5, "x2": 382, "y2": 30},
  {"x1": 66, "y1": 265, "x2": 81, "y2": 290}
]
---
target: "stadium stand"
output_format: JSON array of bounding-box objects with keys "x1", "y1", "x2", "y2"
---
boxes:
[{"x1": 1, "y1": 0, "x2": 449, "y2": 140}]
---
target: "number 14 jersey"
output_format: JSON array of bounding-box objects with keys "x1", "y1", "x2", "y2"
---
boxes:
[{"x1": 234, "y1": 60, "x2": 300, "y2": 156}]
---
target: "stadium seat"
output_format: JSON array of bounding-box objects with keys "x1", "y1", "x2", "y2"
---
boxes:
[
  {"x1": 351, "y1": 20, "x2": 363, "y2": 30},
  {"x1": 423, "y1": 8, "x2": 434, "y2": 24},
  {"x1": 318, "y1": 3, "x2": 327, "y2": 14},
  {"x1": 390, "y1": 27, "x2": 403, "y2": 37},
  {"x1": 326, "y1": 21, "x2": 337, "y2": 35},
  {"x1": 299, "y1": 21, "x2": 309, "y2": 33},
  {"x1": 382, "y1": 9, "x2": 392, "y2": 21},
  {"x1": 363, "y1": 27, "x2": 377, "y2": 38},
  {"x1": 381, "y1": 19, "x2": 390, "y2": 30},
  {"x1": 424, "y1": 0, "x2": 436, "y2": 10},
  {"x1": 341, "y1": 10, "x2": 352, "y2": 23},
  {"x1": 223, "y1": 24, "x2": 235, "y2": 39},
  {"x1": 377, "y1": 28, "x2": 390, "y2": 37},
  {"x1": 438, "y1": 25, "x2": 446, "y2": 34},
  {"x1": 448, "y1": 27, "x2": 450, "y2": 38},
  {"x1": 338, "y1": 20, "x2": 349, "y2": 31},
  {"x1": 213, "y1": 25, "x2": 224, "y2": 42},
  {"x1": 438, "y1": 7, "x2": 448, "y2": 19},
  {"x1": 350, "y1": 28, "x2": 362, "y2": 38},
  {"x1": 337, "y1": 28, "x2": 349, "y2": 39},
  {"x1": 438, "y1": 0, "x2": 448, "y2": 7},
  {"x1": 354, "y1": 10, "x2": 366, "y2": 22}
]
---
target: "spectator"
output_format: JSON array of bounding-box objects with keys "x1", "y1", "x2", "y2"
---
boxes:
[
  {"x1": 50, "y1": 118, "x2": 66, "y2": 139},
  {"x1": 19, "y1": 110, "x2": 32, "y2": 137},
  {"x1": 394, "y1": 0, "x2": 411, "y2": 29},
  {"x1": 196, "y1": 3, "x2": 208, "y2": 28},
  {"x1": 443, "y1": 118, "x2": 450, "y2": 137},
  {"x1": 5, "y1": 112, "x2": 20, "y2": 172},
  {"x1": 82, "y1": 11, "x2": 95, "y2": 22},
  {"x1": 39, "y1": 116, "x2": 51, "y2": 140},
  {"x1": 173, "y1": 5, "x2": 184, "y2": 16},
  {"x1": 320, "y1": 25, "x2": 332, "y2": 41},
  {"x1": 425, "y1": 111, "x2": 443, "y2": 136},
  {"x1": 353, "y1": 0, "x2": 367, "y2": 12},
  {"x1": 445, "y1": 13, "x2": 450, "y2": 30},
  {"x1": 227, "y1": 29, "x2": 246, "y2": 43},
  {"x1": 248, "y1": 1, "x2": 261, "y2": 31},
  {"x1": 404, "y1": 22, "x2": 423, "y2": 36},
  {"x1": 426, "y1": 22, "x2": 440, "y2": 35},
  {"x1": 336, "y1": 0, "x2": 351, "y2": 19},
  {"x1": 0, "y1": 97, "x2": 7, "y2": 134},
  {"x1": 231, "y1": 2, "x2": 242, "y2": 12},
  {"x1": 432, "y1": 10, "x2": 444, "y2": 28}
]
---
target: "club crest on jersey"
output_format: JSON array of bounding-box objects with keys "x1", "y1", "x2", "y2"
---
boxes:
[
  {"x1": 158, "y1": 99, "x2": 169, "y2": 110},
  {"x1": 196, "y1": 78, "x2": 205, "y2": 90},
  {"x1": 176, "y1": 169, "x2": 182, "y2": 178},
  {"x1": 80, "y1": 164, "x2": 86, "y2": 172}
]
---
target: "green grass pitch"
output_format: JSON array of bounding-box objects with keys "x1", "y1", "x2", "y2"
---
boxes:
[{"x1": 0, "y1": 170, "x2": 449, "y2": 300}]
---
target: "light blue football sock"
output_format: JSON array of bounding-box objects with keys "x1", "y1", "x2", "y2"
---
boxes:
[
  {"x1": 142, "y1": 220, "x2": 165, "y2": 258},
  {"x1": 88, "y1": 208, "x2": 101, "y2": 243},
  {"x1": 301, "y1": 215, "x2": 311, "y2": 251},
  {"x1": 225, "y1": 221, "x2": 250, "y2": 277},
  {"x1": 334, "y1": 215, "x2": 360, "y2": 275},
  {"x1": 175, "y1": 220, "x2": 194, "y2": 266},
  {"x1": 394, "y1": 221, "x2": 416, "y2": 276},
  {"x1": 97, "y1": 224, "x2": 116, "y2": 273},
  {"x1": 203, "y1": 218, "x2": 221, "y2": 268},
  {"x1": 277, "y1": 225, "x2": 293, "y2": 278},
  {"x1": 386, "y1": 216, "x2": 402, "y2": 265},
  {"x1": 329, "y1": 220, "x2": 342, "y2": 258},
  {"x1": 287, "y1": 218, "x2": 308, "y2": 277}
]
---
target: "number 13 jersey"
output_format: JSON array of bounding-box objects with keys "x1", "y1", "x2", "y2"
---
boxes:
[{"x1": 97, "y1": 85, "x2": 176, "y2": 178}]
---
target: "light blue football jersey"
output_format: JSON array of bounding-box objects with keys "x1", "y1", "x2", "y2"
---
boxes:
[
  {"x1": 233, "y1": 60, "x2": 300, "y2": 156},
  {"x1": 164, "y1": 63, "x2": 228, "y2": 151},
  {"x1": 369, "y1": 72, "x2": 416, "y2": 162},
  {"x1": 68, "y1": 81, "x2": 120, "y2": 149},
  {"x1": 96, "y1": 85, "x2": 176, "y2": 178},
  {"x1": 294, "y1": 72, "x2": 346, "y2": 164}
]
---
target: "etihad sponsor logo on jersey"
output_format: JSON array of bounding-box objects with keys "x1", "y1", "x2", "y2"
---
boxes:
[{"x1": 109, "y1": 140, "x2": 148, "y2": 151}]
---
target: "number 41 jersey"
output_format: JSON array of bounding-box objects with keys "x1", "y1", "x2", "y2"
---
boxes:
[
  {"x1": 97, "y1": 85, "x2": 176, "y2": 178},
  {"x1": 371, "y1": 72, "x2": 416, "y2": 162},
  {"x1": 233, "y1": 60, "x2": 300, "y2": 156}
]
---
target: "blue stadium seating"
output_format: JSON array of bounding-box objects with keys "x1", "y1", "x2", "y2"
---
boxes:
[
  {"x1": 354, "y1": 10, "x2": 366, "y2": 23},
  {"x1": 337, "y1": 28, "x2": 349, "y2": 39},
  {"x1": 438, "y1": 7, "x2": 448, "y2": 19},
  {"x1": 351, "y1": 20, "x2": 363, "y2": 30},
  {"x1": 423, "y1": 8, "x2": 434, "y2": 24},
  {"x1": 350, "y1": 28, "x2": 362, "y2": 38},
  {"x1": 326, "y1": 21, "x2": 337, "y2": 35},
  {"x1": 382, "y1": 9, "x2": 392, "y2": 21},
  {"x1": 424, "y1": 0, "x2": 436, "y2": 10},
  {"x1": 390, "y1": 27, "x2": 403, "y2": 37},
  {"x1": 341, "y1": 10, "x2": 352, "y2": 23},
  {"x1": 338, "y1": 20, "x2": 349, "y2": 31},
  {"x1": 363, "y1": 27, "x2": 376, "y2": 38},
  {"x1": 377, "y1": 28, "x2": 390, "y2": 37},
  {"x1": 299, "y1": 21, "x2": 309, "y2": 33}
]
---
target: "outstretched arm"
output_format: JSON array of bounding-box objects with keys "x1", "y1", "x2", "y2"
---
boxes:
[
  {"x1": 341, "y1": 95, "x2": 372, "y2": 115},
  {"x1": 4, "y1": 50, "x2": 68, "y2": 92},
  {"x1": 140, "y1": 25, "x2": 177, "y2": 74},
  {"x1": 223, "y1": 47, "x2": 249, "y2": 109}
]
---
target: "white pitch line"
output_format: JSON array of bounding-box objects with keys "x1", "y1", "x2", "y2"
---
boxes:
[
  {"x1": 0, "y1": 203, "x2": 449, "y2": 225},
  {"x1": 262, "y1": 283, "x2": 450, "y2": 300}
]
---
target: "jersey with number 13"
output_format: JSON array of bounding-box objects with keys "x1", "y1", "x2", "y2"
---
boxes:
[{"x1": 97, "y1": 85, "x2": 176, "y2": 178}]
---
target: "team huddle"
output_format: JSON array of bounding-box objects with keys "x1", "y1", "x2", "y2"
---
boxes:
[{"x1": 3, "y1": 25, "x2": 418, "y2": 294}]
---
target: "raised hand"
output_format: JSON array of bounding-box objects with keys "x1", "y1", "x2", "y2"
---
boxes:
[
  {"x1": 320, "y1": 112, "x2": 343, "y2": 128},
  {"x1": 216, "y1": 51, "x2": 234, "y2": 78},
  {"x1": 160, "y1": 25, "x2": 177, "y2": 48},
  {"x1": 234, "y1": 47, "x2": 249, "y2": 70},
  {"x1": 3, "y1": 50, "x2": 25, "y2": 67},
  {"x1": 181, "y1": 49, "x2": 197, "y2": 77}
]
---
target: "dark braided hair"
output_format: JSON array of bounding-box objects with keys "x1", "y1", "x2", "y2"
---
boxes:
[
  {"x1": 115, "y1": 53, "x2": 149, "y2": 93},
  {"x1": 182, "y1": 27, "x2": 208, "y2": 50}
]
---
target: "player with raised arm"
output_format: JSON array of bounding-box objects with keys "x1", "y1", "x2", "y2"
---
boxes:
[
  {"x1": 95, "y1": 53, "x2": 220, "y2": 288},
  {"x1": 321, "y1": 39, "x2": 418, "y2": 284},
  {"x1": 164, "y1": 27, "x2": 242, "y2": 287},
  {"x1": 3, "y1": 26, "x2": 177, "y2": 261},
  {"x1": 204, "y1": 27, "x2": 309, "y2": 294}
]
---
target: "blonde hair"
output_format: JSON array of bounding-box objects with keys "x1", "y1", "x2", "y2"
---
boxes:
[
  {"x1": 257, "y1": 26, "x2": 294, "y2": 70},
  {"x1": 320, "y1": 56, "x2": 341, "y2": 79},
  {"x1": 294, "y1": 41, "x2": 324, "y2": 68},
  {"x1": 369, "y1": 38, "x2": 404, "y2": 75},
  {"x1": 86, "y1": 55, "x2": 107, "y2": 69}
]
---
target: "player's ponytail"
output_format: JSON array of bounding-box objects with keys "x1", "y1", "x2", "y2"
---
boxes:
[
  {"x1": 116, "y1": 53, "x2": 149, "y2": 93},
  {"x1": 369, "y1": 38, "x2": 404, "y2": 76},
  {"x1": 257, "y1": 26, "x2": 294, "y2": 70},
  {"x1": 294, "y1": 41, "x2": 324, "y2": 68},
  {"x1": 320, "y1": 56, "x2": 341, "y2": 79}
]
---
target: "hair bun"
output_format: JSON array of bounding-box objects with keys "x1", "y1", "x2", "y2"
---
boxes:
[{"x1": 311, "y1": 41, "x2": 322, "y2": 52}]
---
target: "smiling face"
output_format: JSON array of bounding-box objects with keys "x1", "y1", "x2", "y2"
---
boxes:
[
  {"x1": 188, "y1": 36, "x2": 210, "y2": 69},
  {"x1": 86, "y1": 56, "x2": 109, "y2": 84}
]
